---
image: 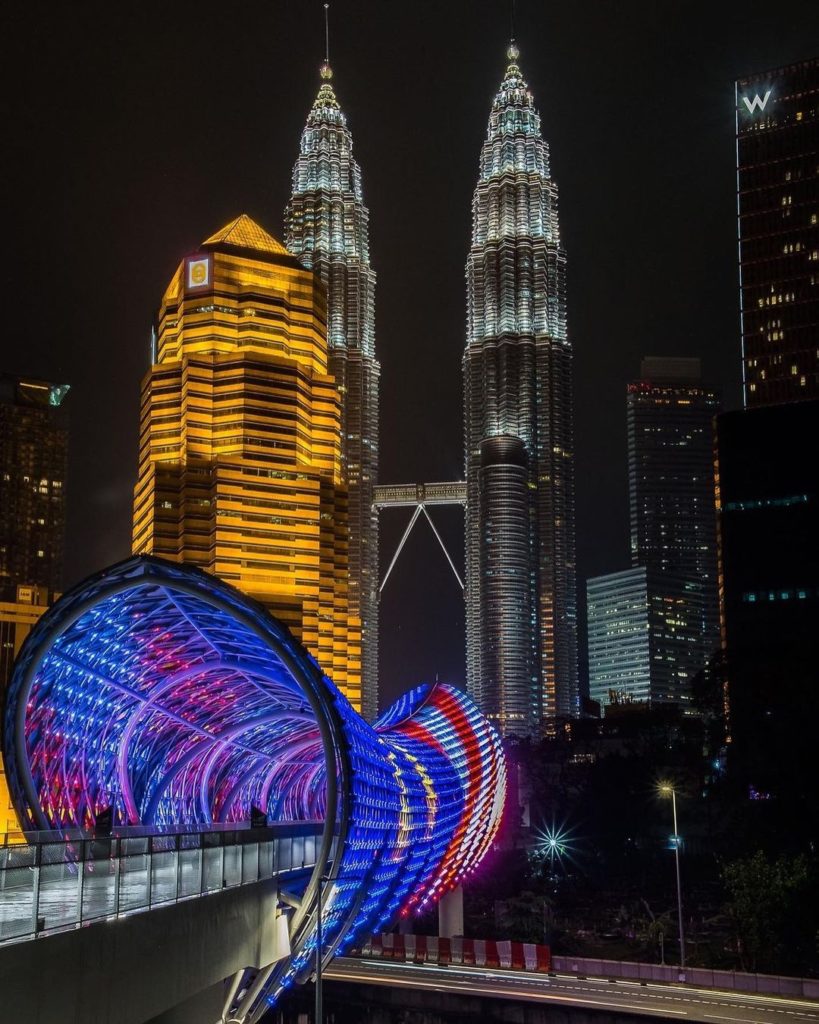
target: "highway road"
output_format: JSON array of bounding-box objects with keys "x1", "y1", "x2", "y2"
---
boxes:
[{"x1": 325, "y1": 956, "x2": 819, "y2": 1023}]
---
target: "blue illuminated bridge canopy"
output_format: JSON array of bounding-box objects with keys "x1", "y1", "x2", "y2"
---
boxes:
[{"x1": 3, "y1": 555, "x2": 506, "y2": 1015}]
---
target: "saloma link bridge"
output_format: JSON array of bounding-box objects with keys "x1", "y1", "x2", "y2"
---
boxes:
[{"x1": 0, "y1": 555, "x2": 506, "y2": 1024}]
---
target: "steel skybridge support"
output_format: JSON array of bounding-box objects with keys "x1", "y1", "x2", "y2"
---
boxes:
[{"x1": 373, "y1": 483, "x2": 466, "y2": 595}]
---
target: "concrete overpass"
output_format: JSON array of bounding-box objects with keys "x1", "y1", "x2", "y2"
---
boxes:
[{"x1": 319, "y1": 957, "x2": 819, "y2": 1023}]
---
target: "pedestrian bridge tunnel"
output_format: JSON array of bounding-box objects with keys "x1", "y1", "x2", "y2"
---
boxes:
[{"x1": 3, "y1": 555, "x2": 506, "y2": 1015}]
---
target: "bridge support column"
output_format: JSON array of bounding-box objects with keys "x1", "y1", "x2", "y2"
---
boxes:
[
  {"x1": 438, "y1": 885, "x2": 463, "y2": 938},
  {"x1": 146, "y1": 981, "x2": 224, "y2": 1024}
]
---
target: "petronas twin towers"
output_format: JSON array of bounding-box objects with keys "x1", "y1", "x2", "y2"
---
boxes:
[
  {"x1": 284, "y1": 43, "x2": 577, "y2": 734},
  {"x1": 285, "y1": 61, "x2": 380, "y2": 721}
]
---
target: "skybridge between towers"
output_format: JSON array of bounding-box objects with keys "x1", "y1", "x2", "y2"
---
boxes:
[{"x1": 373, "y1": 482, "x2": 467, "y2": 594}]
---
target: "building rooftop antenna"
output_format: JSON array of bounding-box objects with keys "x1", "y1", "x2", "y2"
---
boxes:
[{"x1": 320, "y1": 3, "x2": 333, "y2": 80}]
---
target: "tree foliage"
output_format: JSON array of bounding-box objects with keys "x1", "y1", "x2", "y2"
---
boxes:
[{"x1": 722, "y1": 850, "x2": 816, "y2": 974}]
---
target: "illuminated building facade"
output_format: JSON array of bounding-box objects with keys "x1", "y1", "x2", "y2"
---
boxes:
[
  {"x1": 736, "y1": 59, "x2": 819, "y2": 406},
  {"x1": 628, "y1": 357, "x2": 721, "y2": 674},
  {"x1": 132, "y1": 215, "x2": 361, "y2": 708},
  {"x1": 285, "y1": 62, "x2": 380, "y2": 720},
  {"x1": 587, "y1": 568, "x2": 651, "y2": 707},
  {"x1": 587, "y1": 566, "x2": 706, "y2": 709},
  {"x1": 0, "y1": 588, "x2": 47, "y2": 841},
  {"x1": 464, "y1": 44, "x2": 578, "y2": 735},
  {"x1": 0, "y1": 373, "x2": 69, "y2": 600},
  {"x1": 4, "y1": 555, "x2": 506, "y2": 1018}
]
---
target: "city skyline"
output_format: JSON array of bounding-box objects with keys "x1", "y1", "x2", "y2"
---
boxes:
[{"x1": 3, "y1": 0, "x2": 816, "y2": 706}]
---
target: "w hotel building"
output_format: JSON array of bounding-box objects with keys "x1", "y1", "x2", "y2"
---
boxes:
[
  {"x1": 736, "y1": 58, "x2": 818, "y2": 405},
  {"x1": 132, "y1": 215, "x2": 361, "y2": 708}
]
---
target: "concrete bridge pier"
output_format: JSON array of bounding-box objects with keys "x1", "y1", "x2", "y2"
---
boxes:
[{"x1": 438, "y1": 885, "x2": 463, "y2": 938}]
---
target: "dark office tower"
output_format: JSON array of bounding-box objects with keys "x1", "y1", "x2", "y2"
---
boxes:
[
  {"x1": 736, "y1": 59, "x2": 819, "y2": 407},
  {"x1": 464, "y1": 44, "x2": 577, "y2": 735},
  {"x1": 628, "y1": 357, "x2": 721, "y2": 675},
  {"x1": 0, "y1": 374, "x2": 69, "y2": 601},
  {"x1": 286, "y1": 61, "x2": 380, "y2": 720},
  {"x1": 716, "y1": 399, "x2": 819, "y2": 811}
]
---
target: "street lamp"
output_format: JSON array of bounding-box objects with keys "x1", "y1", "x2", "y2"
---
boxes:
[
  {"x1": 315, "y1": 875, "x2": 330, "y2": 1024},
  {"x1": 658, "y1": 782, "x2": 686, "y2": 972}
]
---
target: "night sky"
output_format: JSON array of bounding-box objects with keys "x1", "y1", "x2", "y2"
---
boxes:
[{"x1": 4, "y1": 1, "x2": 817, "y2": 708}]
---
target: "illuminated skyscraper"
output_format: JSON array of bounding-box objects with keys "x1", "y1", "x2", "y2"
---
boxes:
[
  {"x1": 464, "y1": 44, "x2": 578, "y2": 735},
  {"x1": 132, "y1": 214, "x2": 361, "y2": 708},
  {"x1": 736, "y1": 59, "x2": 818, "y2": 406},
  {"x1": 285, "y1": 61, "x2": 380, "y2": 720}
]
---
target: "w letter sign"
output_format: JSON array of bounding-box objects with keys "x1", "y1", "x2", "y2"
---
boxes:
[{"x1": 742, "y1": 90, "x2": 772, "y2": 114}]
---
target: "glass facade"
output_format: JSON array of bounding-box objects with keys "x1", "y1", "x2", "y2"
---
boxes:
[
  {"x1": 285, "y1": 63, "x2": 380, "y2": 721},
  {"x1": 736, "y1": 59, "x2": 819, "y2": 406},
  {"x1": 464, "y1": 44, "x2": 578, "y2": 736},
  {"x1": 587, "y1": 568, "x2": 651, "y2": 706},
  {"x1": 587, "y1": 566, "x2": 705, "y2": 709},
  {"x1": 3, "y1": 555, "x2": 506, "y2": 1014},
  {"x1": 131, "y1": 215, "x2": 362, "y2": 709}
]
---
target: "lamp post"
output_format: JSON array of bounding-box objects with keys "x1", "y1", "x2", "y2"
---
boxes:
[
  {"x1": 659, "y1": 783, "x2": 685, "y2": 971},
  {"x1": 315, "y1": 875, "x2": 325, "y2": 1024}
]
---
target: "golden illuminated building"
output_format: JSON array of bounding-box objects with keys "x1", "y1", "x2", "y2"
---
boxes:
[
  {"x1": 0, "y1": 584, "x2": 50, "y2": 840},
  {"x1": 132, "y1": 215, "x2": 361, "y2": 707}
]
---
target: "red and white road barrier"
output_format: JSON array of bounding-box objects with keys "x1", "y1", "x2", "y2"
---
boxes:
[{"x1": 361, "y1": 934, "x2": 551, "y2": 973}]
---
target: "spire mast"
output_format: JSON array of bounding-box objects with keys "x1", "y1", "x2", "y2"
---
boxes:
[{"x1": 324, "y1": 3, "x2": 330, "y2": 64}]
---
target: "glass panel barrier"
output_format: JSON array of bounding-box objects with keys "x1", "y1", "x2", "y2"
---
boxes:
[
  {"x1": 150, "y1": 848, "x2": 179, "y2": 906},
  {"x1": 38, "y1": 843, "x2": 79, "y2": 933},
  {"x1": 0, "y1": 824, "x2": 324, "y2": 946},
  {"x1": 177, "y1": 846, "x2": 202, "y2": 899},
  {"x1": 241, "y1": 842, "x2": 259, "y2": 884},
  {"x1": 119, "y1": 848, "x2": 150, "y2": 914},
  {"x1": 81, "y1": 840, "x2": 118, "y2": 923},
  {"x1": 224, "y1": 845, "x2": 241, "y2": 888},
  {"x1": 202, "y1": 845, "x2": 223, "y2": 892}
]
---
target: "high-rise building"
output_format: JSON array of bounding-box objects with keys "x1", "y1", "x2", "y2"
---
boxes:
[
  {"x1": 0, "y1": 373, "x2": 67, "y2": 841},
  {"x1": 587, "y1": 569, "x2": 651, "y2": 707},
  {"x1": 715, "y1": 399, "x2": 819, "y2": 802},
  {"x1": 736, "y1": 59, "x2": 819, "y2": 407},
  {"x1": 464, "y1": 44, "x2": 577, "y2": 735},
  {"x1": 628, "y1": 357, "x2": 721, "y2": 664},
  {"x1": 132, "y1": 215, "x2": 361, "y2": 708},
  {"x1": 587, "y1": 566, "x2": 706, "y2": 709},
  {"x1": 285, "y1": 61, "x2": 379, "y2": 720},
  {"x1": 0, "y1": 373, "x2": 69, "y2": 600}
]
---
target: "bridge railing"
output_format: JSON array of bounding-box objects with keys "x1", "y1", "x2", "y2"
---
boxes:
[
  {"x1": 551, "y1": 955, "x2": 819, "y2": 1001},
  {"x1": 0, "y1": 821, "x2": 326, "y2": 946}
]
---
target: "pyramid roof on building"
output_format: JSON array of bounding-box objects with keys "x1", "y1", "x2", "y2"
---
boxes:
[{"x1": 202, "y1": 215, "x2": 292, "y2": 258}]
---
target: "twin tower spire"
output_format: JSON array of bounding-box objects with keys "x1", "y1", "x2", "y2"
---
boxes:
[{"x1": 285, "y1": 34, "x2": 578, "y2": 734}]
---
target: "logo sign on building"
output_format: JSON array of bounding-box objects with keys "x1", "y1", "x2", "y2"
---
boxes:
[
  {"x1": 185, "y1": 255, "x2": 212, "y2": 291},
  {"x1": 742, "y1": 89, "x2": 772, "y2": 115}
]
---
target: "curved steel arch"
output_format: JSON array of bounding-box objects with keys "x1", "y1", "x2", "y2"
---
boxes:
[{"x1": 3, "y1": 555, "x2": 506, "y2": 1016}]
